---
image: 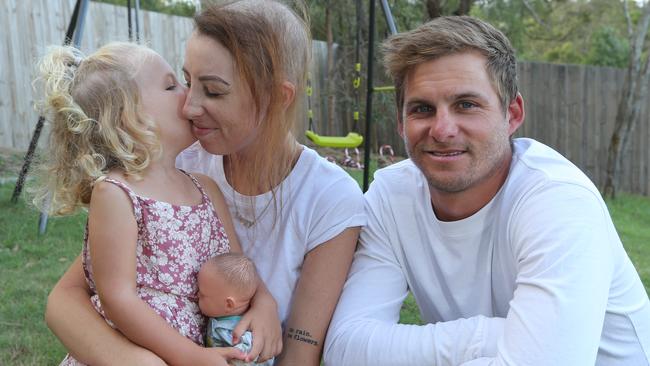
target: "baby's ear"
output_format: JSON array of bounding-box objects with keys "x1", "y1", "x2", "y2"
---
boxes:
[{"x1": 225, "y1": 296, "x2": 236, "y2": 311}]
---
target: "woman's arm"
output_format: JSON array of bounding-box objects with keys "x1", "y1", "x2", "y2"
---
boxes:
[
  {"x1": 275, "y1": 226, "x2": 361, "y2": 366},
  {"x1": 45, "y1": 255, "x2": 166, "y2": 366},
  {"x1": 195, "y1": 173, "x2": 282, "y2": 363},
  {"x1": 87, "y1": 181, "x2": 239, "y2": 366}
]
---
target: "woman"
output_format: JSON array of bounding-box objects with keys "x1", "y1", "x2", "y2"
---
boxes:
[{"x1": 45, "y1": 1, "x2": 365, "y2": 365}]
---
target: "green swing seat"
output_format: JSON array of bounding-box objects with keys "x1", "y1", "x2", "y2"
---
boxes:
[{"x1": 305, "y1": 130, "x2": 363, "y2": 148}]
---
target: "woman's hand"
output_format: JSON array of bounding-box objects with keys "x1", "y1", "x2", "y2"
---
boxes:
[{"x1": 232, "y1": 286, "x2": 282, "y2": 363}]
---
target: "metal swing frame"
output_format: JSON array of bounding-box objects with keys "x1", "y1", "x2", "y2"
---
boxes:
[
  {"x1": 11, "y1": 0, "x2": 142, "y2": 234},
  {"x1": 362, "y1": 0, "x2": 399, "y2": 191}
]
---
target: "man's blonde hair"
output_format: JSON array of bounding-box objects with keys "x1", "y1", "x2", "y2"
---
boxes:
[{"x1": 382, "y1": 16, "x2": 518, "y2": 120}]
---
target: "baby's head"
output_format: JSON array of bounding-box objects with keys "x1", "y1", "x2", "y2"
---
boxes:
[
  {"x1": 198, "y1": 253, "x2": 259, "y2": 317},
  {"x1": 34, "y1": 42, "x2": 192, "y2": 215}
]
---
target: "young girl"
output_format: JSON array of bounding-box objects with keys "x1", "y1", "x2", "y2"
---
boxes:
[{"x1": 35, "y1": 42, "x2": 274, "y2": 366}]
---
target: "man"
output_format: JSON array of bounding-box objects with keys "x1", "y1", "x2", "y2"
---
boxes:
[{"x1": 324, "y1": 16, "x2": 650, "y2": 365}]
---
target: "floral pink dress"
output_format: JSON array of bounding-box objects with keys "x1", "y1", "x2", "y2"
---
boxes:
[{"x1": 60, "y1": 172, "x2": 230, "y2": 365}]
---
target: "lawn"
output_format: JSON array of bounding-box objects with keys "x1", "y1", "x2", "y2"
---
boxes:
[
  {"x1": 0, "y1": 183, "x2": 86, "y2": 365},
  {"x1": 1, "y1": 150, "x2": 649, "y2": 364}
]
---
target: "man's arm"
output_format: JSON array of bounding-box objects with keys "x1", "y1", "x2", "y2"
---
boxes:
[{"x1": 324, "y1": 180, "x2": 505, "y2": 366}]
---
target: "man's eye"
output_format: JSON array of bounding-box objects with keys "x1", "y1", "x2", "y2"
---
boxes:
[
  {"x1": 459, "y1": 101, "x2": 476, "y2": 109},
  {"x1": 413, "y1": 105, "x2": 433, "y2": 114},
  {"x1": 166, "y1": 84, "x2": 176, "y2": 91}
]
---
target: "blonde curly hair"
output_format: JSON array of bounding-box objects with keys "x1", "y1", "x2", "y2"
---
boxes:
[{"x1": 33, "y1": 42, "x2": 161, "y2": 216}]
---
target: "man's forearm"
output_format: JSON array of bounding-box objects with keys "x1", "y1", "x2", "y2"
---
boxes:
[{"x1": 325, "y1": 312, "x2": 504, "y2": 366}]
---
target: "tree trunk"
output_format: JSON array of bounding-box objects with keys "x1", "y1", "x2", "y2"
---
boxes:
[
  {"x1": 426, "y1": 0, "x2": 442, "y2": 19},
  {"x1": 426, "y1": 0, "x2": 474, "y2": 19},
  {"x1": 454, "y1": 0, "x2": 474, "y2": 16},
  {"x1": 326, "y1": 0, "x2": 336, "y2": 135},
  {"x1": 603, "y1": 2, "x2": 650, "y2": 198}
]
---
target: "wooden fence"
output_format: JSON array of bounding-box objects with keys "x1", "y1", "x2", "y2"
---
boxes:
[
  {"x1": 1, "y1": 1, "x2": 649, "y2": 195},
  {"x1": 0, "y1": 0, "x2": 331, "y2": 150},
  {"x1": 355, "y1": 62, "x2": 650, "y2": 196},
  {"x1": 0, "y1": 0, "x2": 194, "y2": 150},
  {"x1": 516, "y1": 62, "x2": 648, "y2": 196}
]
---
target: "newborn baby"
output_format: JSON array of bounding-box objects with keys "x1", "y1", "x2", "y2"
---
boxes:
[{"x1": 198, "y1": 253, "x2": 274, "y2": 366}]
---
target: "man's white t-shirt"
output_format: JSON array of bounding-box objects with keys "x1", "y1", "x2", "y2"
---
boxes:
[
  {"x1": 177, "y1": 144, "x2": 366, "y2": 324},
  {"x1": 325, "y1": 138, "x2": 650, "y2": 365}
]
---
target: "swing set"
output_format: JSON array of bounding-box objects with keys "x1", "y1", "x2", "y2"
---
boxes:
[
  {"x1": 10, "y1": 0, "x2": 149, "y2": 233},
  {"x1": 305, "y1": 69, "x2": 364, "y2": 169},
  {"x1": 303, "y1": 0, "x2": 399, "y2": 189},
  {"x1": 304, "y1": 0, "x2": 365, "y2": 168}
]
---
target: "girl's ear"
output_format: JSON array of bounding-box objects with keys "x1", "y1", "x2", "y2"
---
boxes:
[{"x1": 281, "y1": 81, "x2": 296, "y2": 108}]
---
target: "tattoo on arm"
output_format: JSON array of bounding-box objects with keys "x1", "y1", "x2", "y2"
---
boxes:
[{"x1": 286, "y1": 328, "x2": 319, "y2": 346}]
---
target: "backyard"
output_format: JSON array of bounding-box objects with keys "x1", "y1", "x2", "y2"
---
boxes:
[{"x1": 1, "y1": 148, "x2": 649, "y2": 365}]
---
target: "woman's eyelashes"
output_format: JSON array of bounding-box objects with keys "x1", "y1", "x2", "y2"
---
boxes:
[
  {"x1": 181, "y1": 76, "x2": 225, "y2": 98},
  {"x1": 204, "y1": 88, "x2": 223, "y2": 98},
  {"x1": 203, "y1": 81, "x2": 229, "y2": 98}
]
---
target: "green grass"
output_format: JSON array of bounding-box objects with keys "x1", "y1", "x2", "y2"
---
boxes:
[
  {"x1": 1, "y1": 159, "x2": 648, "y2": 364},
  {"x1": 606, "y1": 193, "x2": 650, "y2": 292},
  {"x1": 0, "y1": 184, "x2": 86, "y2": 365}
]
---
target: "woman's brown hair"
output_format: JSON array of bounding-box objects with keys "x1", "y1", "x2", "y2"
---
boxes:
[{"x1": 194, "y1": 0, "x2": 311, "y2": 222}]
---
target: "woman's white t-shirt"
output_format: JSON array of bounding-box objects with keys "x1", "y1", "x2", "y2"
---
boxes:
[{"x1": 177, "y1": 143, "x2": 366, "y2": 324}]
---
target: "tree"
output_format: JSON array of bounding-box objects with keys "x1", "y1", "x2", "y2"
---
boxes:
[
  {"x1": 472, "y1": 0, "x2": 630, "y2": 67},
  {"x1": 92, "y1": 0, "x2": 197, "y2": 17},
  {"x1": 603, "y1": 1, "x2": 650, "y2": 198},
  {"x1": 426, "y1": 0, "x2": 475, "y2": 19},
  {"x1": 585, "y1": 27, "x2": 629, "y2": 68}
]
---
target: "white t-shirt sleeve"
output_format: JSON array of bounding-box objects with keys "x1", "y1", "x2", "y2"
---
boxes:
[
  {"x1": 304, "y1": 169, "x2": 366, "y2": 252},
  {"x1": 324, "y1": 176, "x2": 505, "y2": 366}
]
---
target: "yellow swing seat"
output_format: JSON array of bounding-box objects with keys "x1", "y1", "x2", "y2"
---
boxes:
[{"x1": 305, "y1": 130, "x2": 363, "y2": 148}]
